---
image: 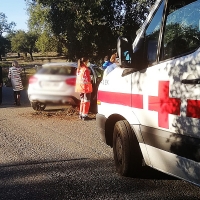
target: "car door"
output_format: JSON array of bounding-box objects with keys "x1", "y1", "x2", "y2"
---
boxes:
[
  {"x1": 131, "y1": 0, "x2": 200, "y2": 184},
  {"x1": 89, "y1": 66, "x2": 103, "y2": 113}
]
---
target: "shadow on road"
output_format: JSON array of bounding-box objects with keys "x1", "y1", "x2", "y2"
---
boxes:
[
  {"x1": 0, "y1": 158, "x2": 191, "y2": 200},
  {"x1": 0, "y1": 87, "x2": 30, "y2": 108}
]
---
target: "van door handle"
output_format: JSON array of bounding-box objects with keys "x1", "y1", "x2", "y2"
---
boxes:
[{"x1": 181, "y1": 78, "x2": 200, "y2": 84}]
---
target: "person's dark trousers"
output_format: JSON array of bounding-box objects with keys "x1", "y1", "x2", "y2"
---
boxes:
[
  {"x1": 13, "y1": 91, "x2": 20, "y2": 105},
  {"x1": 0, "y1": 66, "x2": 2, "y2": 105},
  {"x1": 14, "y1": 91, "x2": 21, "y2": 105},
  {"x1": 14, "y1": 91, "x2": 17, "y2": 104}
]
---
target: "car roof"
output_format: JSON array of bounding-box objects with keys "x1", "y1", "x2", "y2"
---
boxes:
[
  {"x1": 42, "y1": 62, "x2": 98, "y2": 68},
  {"x1": 42, "y1": 62, "x2": 77, "y2": 68}
]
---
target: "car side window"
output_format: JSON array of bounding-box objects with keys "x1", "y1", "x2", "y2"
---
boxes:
[
  {"x1": 93, "y1": 68, "x2": 103, "y2": 78},
  {"x1": 144, "y1": 1, "x2": 165, "y2": 66},
  {"x1": 161, "y1": 0, "x2": 200, "y2": 60}
]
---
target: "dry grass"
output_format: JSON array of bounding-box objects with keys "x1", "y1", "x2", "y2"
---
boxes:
[
  {"x1": 1, "y1": 52, "x2": 67, "y2": 68},
  {"x1": 0, "y1": 52, "x2": 68, "y2": 88}
]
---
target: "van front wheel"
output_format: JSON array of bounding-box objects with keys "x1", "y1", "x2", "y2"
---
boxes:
[{"x1": 113, "y1": 120, "x2": 143, "y2": 177}]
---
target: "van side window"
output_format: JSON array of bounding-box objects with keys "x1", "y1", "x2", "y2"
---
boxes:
[
  {"x1": 144, "y1": 1, "x2": 165, "y2": 66},
  {"x1": 161, "y1": 0, "x2": 200, "y2": 60}
]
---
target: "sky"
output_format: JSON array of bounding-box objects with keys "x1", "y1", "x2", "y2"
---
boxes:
[{"x1": 1, "y1": 0, "x2": 29, "y2": 34}]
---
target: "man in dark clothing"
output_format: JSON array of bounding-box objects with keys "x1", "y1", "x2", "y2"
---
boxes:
[{"x1": 102, "y1": 56, "x2": 112, "y2": 70}]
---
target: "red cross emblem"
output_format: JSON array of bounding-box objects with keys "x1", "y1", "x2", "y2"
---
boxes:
[{"x1": 148, "y1": 81, "x2": 181, "y2": 129}]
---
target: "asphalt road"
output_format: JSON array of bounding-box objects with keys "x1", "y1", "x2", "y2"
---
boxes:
[{"x1": 0, "y1": 87, "x2": 200, "y2": 200}]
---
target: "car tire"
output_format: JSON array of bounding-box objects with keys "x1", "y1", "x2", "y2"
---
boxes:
[
  {"x1": 31, "y1": 102, "x2": 46, "y2": 111},
  {"x1": 113, "y1": 120, "x2": 143, "y2": 177}
]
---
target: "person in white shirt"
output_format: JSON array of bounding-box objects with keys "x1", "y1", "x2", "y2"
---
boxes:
[{"x1": 8, "y1": 60, "x2": 23, "y2": 106}]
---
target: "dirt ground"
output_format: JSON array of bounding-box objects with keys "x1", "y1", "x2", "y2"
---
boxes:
[{"x1": 20, "y1": 106, "x2": 96, "y2": 121}]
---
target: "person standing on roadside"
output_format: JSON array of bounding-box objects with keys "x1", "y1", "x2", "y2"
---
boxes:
[
  {"x1": 102, "y1": 55, "x2": 112, "y2": 70},
  {"x1": 8, "y1": 60, "x2": 23, "y2": 106},
  {"x1": 75, "y1": 57, "x2": 93, "y2": 121}
]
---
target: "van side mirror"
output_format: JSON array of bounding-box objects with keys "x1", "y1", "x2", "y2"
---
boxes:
[
  {"x1": 117, "y1": 36, "x2": 132, "y2": 68},
  {"x1": 117, "y1": 36, "x2": 146, "y2": 70}
]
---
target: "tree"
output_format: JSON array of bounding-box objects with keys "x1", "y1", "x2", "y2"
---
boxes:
[
  {"x1": 26, "y1": 0, "x2": 64, "y2": 54},
  {"x1": 35, "y1": 31, "x2": 58, "y2": 53},
  {"x1": 0, "y1": 13, "x2": 16, "y2": 60},
  {"x1": 27, "y1": 0, "x2": 156, "y2": 61},
  {"x1": 0, "y1": 12, "x2": 16, "y2": 36},
  {"x1": 11, "y1": 30, "x2": 38, "y2": 61},
  {"x1": 32, "y1": 0, "x2": 118, "y2": 60},
  {"x1": 0, "y1": 36, "x2": 10, "y2": 58}
]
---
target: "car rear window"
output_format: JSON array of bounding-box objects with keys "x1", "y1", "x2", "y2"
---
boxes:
[{"x1": 37, "y1": 67, "x2": 77, "y2": 75}]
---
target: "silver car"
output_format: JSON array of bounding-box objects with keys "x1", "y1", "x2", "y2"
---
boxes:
[{"x1": 28, "y1": 62, "x2": 103, "y2": 111}]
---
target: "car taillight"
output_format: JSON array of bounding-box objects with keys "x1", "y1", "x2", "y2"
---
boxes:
[
  {"x1": 29, "y1": 76, "x2": 38, "y2": 84},
  {"x1": 65, "y1": 78, "x2": 76, "y2": 86}
]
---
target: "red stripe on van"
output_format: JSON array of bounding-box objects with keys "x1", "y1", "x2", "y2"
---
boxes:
[{"x1": 98, "y1": 91, "x2": 143, "y2": 109}]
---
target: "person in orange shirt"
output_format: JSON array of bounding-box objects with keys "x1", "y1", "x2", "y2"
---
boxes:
[{"x1": 75, "y1": 57, "x2": 93, "y2": 120}]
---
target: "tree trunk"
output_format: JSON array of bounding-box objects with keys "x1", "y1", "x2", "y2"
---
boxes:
[
  {"x1": 29, "y1": 51, "x2": 34, "y2": 61},
  {"x1": 23, "y1": 53, "x2": 27, "y2": 60}
]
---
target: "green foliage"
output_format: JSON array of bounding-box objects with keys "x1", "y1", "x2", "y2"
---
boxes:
[
  {"x1": 0, "y1": 12, "x2": 16, "y2": 36},
  {"x1": 26, "y1": 0, "x2": 51, "y2": 34},
  {"x1": 0, "y1": 36, "x2": 10, "y2": 57},
  {"x1": 27, "y1": 0, "x2": 156, "y2": 61},
  {"x1": 1, "y1": 0, "x2": 157, "y2": 62},
  {"x1": 32, "y1": 0, "x2": 117, "y2": 60},
  {"x1": 0, "y1": 13, "x2": 16, "y2": 60},
  {"x1": 26, "y1": 0, "x2": 61, "y2": 54},
  {"x1": 35, "y1": 31, "x2": 58, "y2": 53},
  {"x1": 11, "y1": 31, "x2": 28, "y2": 53},
  {"x1": 11, "y1": 30, "x2": 38, "y2": 60}
]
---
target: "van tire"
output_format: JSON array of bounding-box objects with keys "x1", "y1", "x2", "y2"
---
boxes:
[{"x1": 113, "y1": 120, "x2": 142, "y2": 177}]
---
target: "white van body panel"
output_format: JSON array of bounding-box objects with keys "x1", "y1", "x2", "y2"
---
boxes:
[
  {"x1": 98, "y1": 67, "x2": 140, "y2": 124},
  {"x1": 97, "y1": 0, "x2": 200, "y2": 187},
  {"x1": 131, "y1": 49, "x2": 200, "y2": 136},
  {"x1": 146, "y1": 145, "x2": 200, "y2": 185}
]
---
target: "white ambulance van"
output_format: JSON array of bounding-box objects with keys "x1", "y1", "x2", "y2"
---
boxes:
[{"x1": 96, "y1": 0, "x2": 200, "y2": 186}]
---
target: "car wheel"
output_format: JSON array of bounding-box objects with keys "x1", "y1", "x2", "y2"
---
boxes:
[
  {"x1": 113, "y1": 120, "x2": 143, "y2": 177},
  {"x1": 31, "y1": 102, "x2": 46, "y2": 111}
]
